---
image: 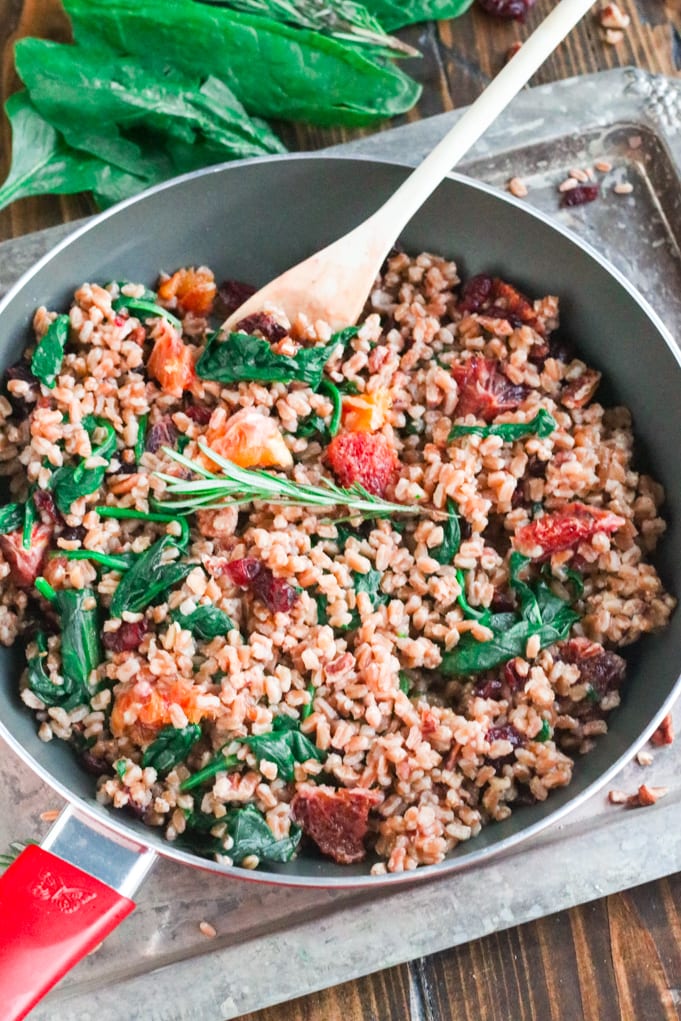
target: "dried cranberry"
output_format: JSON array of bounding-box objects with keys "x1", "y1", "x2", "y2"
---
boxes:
[
  {"x1": 234, "y1": 312, "x2": 287, "y2": 344},
  {"x1": 5, "y1": 361, "x2": 37, "y2": 386},
  {"x1": 185, "y1": 404, "x2": 212, "y2": 425},
  {"x1": 526, "y1": 456, "x2": 547, "y2": 479},
  {"x1": 561, "y1": 185, "x2": 599, "y2": 208},
  {"x1": 325, "y1": 431, "x2": 398, "y2": 497},
  {"x1": 60, "y1": 525, "x2": 86, "y2": 543},
  {"x1": 225, "y1": 557, "x2": 298, "y2": 613},
  {"x1": 475, "y1": 677, "x2": 504, "y2": 700},
  {"x1": 491, "y1": 590, "x2": 515, "y2": 614},
  {"x1": 503, "y1": 660, "x2": 525, "y2": 691},
  {"x1": 452, "y1": 357, "x2": 528, "y2": 422},
  {"x1": 33, "y1": 489, "x2": 63, "y2": 525},
  {"x1": 146, "y1": 417, "x2": 178, "y2": 454},
  {"x1": 556, "y1": 637, "x2": 626, "y2": 697},
  {"x1": 224, "y1": 557, "x2": 262, "y2": 586},
  {"x1": 81, "y1": 751, "x2": 111, "y2": 776},
  {"x1": 216, "y1": 279, "x2": 257, "y2": 317},
  {"x1": 102, "y1": 620, "x2": 149, "y2": 653},
  {"x1": 486, "y1": 723, "x2": 524, "y2": 766},
  {"x1": 547, "y1": 335, "x2": 575, "y2": 363},
  {"x1": 459, "y1": 274, "x2": 494, "y2": 313},
  {"x1": 109, "y1": 462, "x2": 138, "y2": 475},
  {"x1": 477, "y1": 0, "x2": 535, "y2": 18},
  {"x1": 253, "y1": 571, "x2": 298, "y2": 613}
]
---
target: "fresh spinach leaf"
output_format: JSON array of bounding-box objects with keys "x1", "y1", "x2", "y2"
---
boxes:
[
  {"x1": 30, "y1": 315, "x2": 70, "y2": 389},
  {"x1": 51, "y1": 417, "x2": 117, "y2": 515},
  {"x1": 171, "y1": 604, "x2": 234, "y2": 639},
  {"x1": 26, "y1": 630, "x2": 90, "y2": 710},
  {"x1": 53, "y1": 587, "x2": 102, "y2": 694},
  {"x1": 142, "y1": 723, "x2": 202, "y2": 774},
  {"x1": 112, "y1": 296, "x2": 181, "y2": 329},
  {"x1": 109, "y1": 535, "x2": 193, "y2": 617},
  {"x1": 0, "y1": 91, "x2": 146, "y2": 214},
  {"x1": 196, "y1": 329, "x2": 345, "y2": 391},
  {"x1": 226, "y1": 803, "x2": 301, "y2": 864},
  {"x1": 240, "y1": 714, "x2": 325, "y2": 782},
  {"x1": 65, "y1": 0, "x2": 421, "y2": 127},
  {"x1": 364, "y1": 0, "x2": 474, "y2": 30},
  {"x1": 448, "y1": 408, "x2": 557, "y2": 443},
  {"x1": 0, "y1": 503, "x2": 24, "y2": 535},
  {"x1": 430, "y1": 498, "x2": 461, "y2": 565}
]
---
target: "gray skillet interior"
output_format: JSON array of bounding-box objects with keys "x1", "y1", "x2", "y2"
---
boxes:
[{"x1": 0, "y1": 154, "x2": 679, "y2": 885}]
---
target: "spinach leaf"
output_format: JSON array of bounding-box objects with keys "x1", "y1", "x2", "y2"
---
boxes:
[
  {"x1": 206, "y1": 0, "x2": 415, "y2": 57},
  {"x1": 227, "y1": 803, "x2": 301, "y2": 864},
  {"x1": 142, "y1": 723, "x2": 202, "y2": 774},
  {"x1": 564, "y1": 568, "x2": 585, "y2": 598},
  {"x1": 0, "y1": 91, "x2": 146, "y2": 214},
  {"x1": 449, "y1": 408, "x2": 557, "y2": 443},
  {"x1": 30, "y1": 315, "x2": 70, "y2": 389},
  {"x1": 26, "y1": 631, "x2": 90, "y2": 710},
  {"x1": 112, "y1": 296, "x2": 181, "y2": 330},
  {"x1": 364, "y1": 0, "x2": 474, "y2": 29},
  {"x1": 134, "y1": 413, "x2": 148, "y2": 464},
  {"x1": 534, "y1": 719, "x2": 552, "y2": 742},
  {"x1": 295, "y1": 413, "x2": 331, "y2": 443},
  {"x1": 53, "y1": 587, "x2": 102, "y2": 694},
  {"x1": 51, "y1": 417, "x2": 117, "y2": 515},
  {"x1": 14, "y1": 40, "x2": 285, "y2": 175},
  {"x1": 301, "y1": 682, "x2": 315, "y2": 720},
  {"x1": 240, "y1": 714, "x2": 325, "y2": 782},
  {"x1": 441, "y1": 556, "x2": 580, "y2": 676},
  {"x1": 0, "y1": 503, "x2": 24, "y2": 535},
  {"x1": 355, "y1": 568, "x2": 388, "y2": 609},
  {"x1": 21, "y1": 492, "x2": 37, "y2": 551},
  {"x1": 171, "y1": 604, "x2": 235, "y2": 639},
  {"x1": 65, "y1": 0, "x2": 421, "y2": 127},
  {"x1": 455, "y1": 570, "x2": 491, "y2": 624},
  {"x1": 398, "y1": 670, "x2": 412, "y2": 694},
  {"x1": 430, "y1": 498, "x2": 461, "y2": 565},
  {"x1": 110, "y1": 535, "x2": 193, "y2": 617},
  {"x1": 180, "y1": 751, "x2": 241, "y2": 791},
  {"x1": 196, "y1": 328, "x2": 346, "y2": 390},
  {"x1": 315, "y1": 593, "x2": 330, "y2": 625}
]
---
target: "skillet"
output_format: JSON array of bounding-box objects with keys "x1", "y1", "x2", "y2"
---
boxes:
[{"x1": 0, "y1": 154, "x2": 679, "y2": 1017}]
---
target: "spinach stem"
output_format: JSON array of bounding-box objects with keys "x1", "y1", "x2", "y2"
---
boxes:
[
  {"x1": 134, "y1": 413, "x2": 148, "y2": 463},
  {"x1": 180, "y1": 752, "x2": 241, "y2": 792},
  {"x1": 35, "y1": 576, "x2": 56, "y2": 602},
  {"x1": 319, "y1": 379, "x2": 342, "y2": 437},
  {"x1": 58, "y1": 550, "x2": 132, "y2": 572},
  {"x1": 22, "y1": 492, "x2": 36, "y2": 550}
]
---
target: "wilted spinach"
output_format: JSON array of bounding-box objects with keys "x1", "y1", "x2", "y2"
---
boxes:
[
  {"x1": 430, "y1": 498, "x2": 461, "y2": 565},
  {"x1": 240, "y1": 714, "x2": 325, "y2": 782},
  {"x1": 26, "y1": 632, "x2": 87, "y2": 710},
  {"x1": 171, "y1": 604, "x2": 235, "y2": 639},
  {"x1": 142, "y1": 724, "x2": 202, "y2": 774},
  {"x1": 448, "y1": 408, "x2": 557, "y2": 443},
  {"x1": 0, "y1": 503, "x2": 24, "y2": 535},
  {"x1": 30, "y1": 314, "x2": 70, "y2": 389},
  {"x1": 112, "y1": 295, "x2": 181, "y2": 330},
  {"x1": 109, "y1": 535, "x2": 193, "y2": 617},
  {"x1": 51, "y1": 416, "x2": 117, "y2": 515},
  {"x1": 196, "y1": 327, "x2": 351, "y2": 390},
  {"x1": 440, "y1": 553, "x2": 579, "y2": 675},
  {"x1": 227, "y1": 803, "x2": 301, "y2": 864},
  {"x1": 53, "y1": 586, "x2": 102, "y2": 694}
]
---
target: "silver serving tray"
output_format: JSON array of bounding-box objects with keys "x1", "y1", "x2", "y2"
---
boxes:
[{"x1": 1, "y1": 68, "x2": 680, "y2": 1021}]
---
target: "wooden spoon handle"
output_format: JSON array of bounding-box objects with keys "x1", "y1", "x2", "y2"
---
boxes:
[{"x1": 369, "y1": 0, "x2": 596, "y2": 240}]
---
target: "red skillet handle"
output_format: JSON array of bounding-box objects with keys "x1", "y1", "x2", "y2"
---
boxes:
[{"x1": 0, "y1": 843, "x2": 135, "y2": 1020}]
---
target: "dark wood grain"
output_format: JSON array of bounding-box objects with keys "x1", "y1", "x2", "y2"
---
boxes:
[{"x1": 1, "y1": 3, "x2": 680, "y2": 1020}]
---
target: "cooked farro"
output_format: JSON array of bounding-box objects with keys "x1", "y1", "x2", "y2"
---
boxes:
[{"x1": 0, "y1": 251, "x2": 674, "y2": 873}]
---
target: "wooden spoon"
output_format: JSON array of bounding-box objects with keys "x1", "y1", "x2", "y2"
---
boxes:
[{"x1": 223, "y1": 0, "x2": 596, "y2": 333}]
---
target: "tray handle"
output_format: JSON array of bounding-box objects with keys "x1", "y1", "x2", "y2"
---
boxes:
[{"x1": 0, "y1": 804, "x2": 155, "y2": 1020}]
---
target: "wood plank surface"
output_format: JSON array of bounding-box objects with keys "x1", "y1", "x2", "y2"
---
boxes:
[{"x1": 1, "y1": 2, "x2": 680, "y2": 1020}]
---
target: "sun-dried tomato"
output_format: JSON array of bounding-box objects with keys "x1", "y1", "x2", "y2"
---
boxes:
[
  {"x1": 459, "y1": 275, "x2": 541, "y2": 333},
  {"x1": 514, "y1": 502, "x2": 625, "y2": 559},
  {"x1": 291, "y1": 785, "x2": 381, "y2": 864},
  {"x1": 325, "y1": 431, "x2": 398, "y2": 497},
  {"x1": 452, "y1": 356, "x2": 528, "y2": 422},
  {"x1": 0, "y1": 523, "x2": 52, "y2": 588}
]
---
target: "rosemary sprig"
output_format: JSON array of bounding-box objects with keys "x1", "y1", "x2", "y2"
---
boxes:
[{"x1": 153, "y1": 442, "x2": 421, "y2": 519}]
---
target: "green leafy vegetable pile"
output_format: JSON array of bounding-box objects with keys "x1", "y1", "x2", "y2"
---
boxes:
[{"x1": 0, "y1": 0, "x2": 474, "y2": 213}]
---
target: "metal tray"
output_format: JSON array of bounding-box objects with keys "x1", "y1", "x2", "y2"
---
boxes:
[{"x1": 2, "y1": 68, "x2": 681, "y2": 1021}]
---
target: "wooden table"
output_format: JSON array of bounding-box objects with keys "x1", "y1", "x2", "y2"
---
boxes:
[{"x1": 1, "y1": 2, "x2": 681, "y2": 1019}]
